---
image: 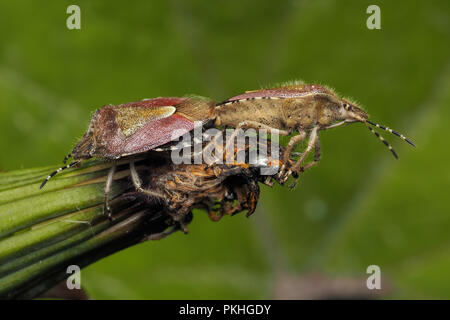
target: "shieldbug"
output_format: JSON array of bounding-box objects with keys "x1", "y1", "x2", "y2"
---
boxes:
[
  {"x1": 40, "y1": 96, "x2": 214, "y2": 216},
  {"x1": 208, "y1": 83, "x2": 415, "y2": 183}
]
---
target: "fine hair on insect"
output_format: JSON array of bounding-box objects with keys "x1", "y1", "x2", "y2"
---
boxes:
[{"x1": 210, "y1": 83, "x2": 415, "y2": 183}]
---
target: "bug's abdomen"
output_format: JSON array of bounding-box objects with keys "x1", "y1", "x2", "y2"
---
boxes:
[{"x1": 215, "y1": 98, "x2": 285, "y2": 129}]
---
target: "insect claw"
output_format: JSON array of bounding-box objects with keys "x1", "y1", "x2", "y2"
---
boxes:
[
  {"x1": 280, "y1": 170, "x2": 292, "y2": 184},
  {"x1": 181, "y1": 224, "x2": 189, "y2": 234},
  {"x1": 263, "y1": 176, "x2": 274, "y2": 187},
  {"x1": 142, "y1": 225, "x2": 179, "y2": 241},
  {"x1": 289, "y1": 179, "x2": 298, "y2": 189}
]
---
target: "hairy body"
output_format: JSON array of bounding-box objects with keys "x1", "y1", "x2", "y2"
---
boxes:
[{"x1": 211, "y1": 83, "x2": 413, "y2": 182}]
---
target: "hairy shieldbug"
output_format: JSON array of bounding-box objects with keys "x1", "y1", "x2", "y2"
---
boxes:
[
  {"x1": 40, "y1": 96, "x2": 214, "y2": 217},
  {"x1": 40, "y1": 82, "x2": 415, "y2": 217},
  {"x1": 208, "y1": 83, "x2": 415, "y2": 183}
]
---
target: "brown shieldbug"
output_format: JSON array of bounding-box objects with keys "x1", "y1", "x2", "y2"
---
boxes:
[
  {"x1": 209, "y1": 83, "x2": 415, "y2": 183},
  {"x1": 40, "y1": 96, "x2": 214, "y2": 217}
]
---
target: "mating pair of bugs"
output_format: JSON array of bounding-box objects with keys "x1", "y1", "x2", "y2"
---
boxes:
[{"x1": 40, "y1": 83, "x2": 415, "y2": 217}]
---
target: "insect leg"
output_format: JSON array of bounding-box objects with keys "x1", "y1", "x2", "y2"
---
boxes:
[
  {"x1": 129, "y1": 159, "x2": 165, "y2": 199},
  {"x1": 141, "y1": 225, "x2": 180, "y2": 241},
  {"x1": 277, "y1": 130, "x2": 307, "y2": 180},
  {"x1": 301, "y1": 136, "x2": 321, "y2": 171},
  {"x1": 103, "y1": 163, "x2": 116, "y2": 219},
  {"x1": 225, "y1": 120, "x2": 289, "y2": 152},
  {"x1": 201, "y1": 131, "x2": 225, "y2": 166},
  {"x1": 281, "y1": 130, "x2": 307, "y2": 167},
  {"x1": 283, "y1": 126, "x2": 319, "y2": 183},
  {"x1": 288, "y1": 136, "x2": 322, "y2": 188},
  {"x1": 222, "y1": 121, "x2": 289, "y2": 166},
  {"x1": 40, "y1": 160, "x2": 81, "y2": 189}
]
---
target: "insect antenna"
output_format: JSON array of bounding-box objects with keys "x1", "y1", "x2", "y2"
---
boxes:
[
  {"x1": 63, "y1": 153, "x2": 73, "y2": 164},
  {"x1": 366, "y1": 120, "x2": 416, "y2": 147},
  {"x1": 365, "y1": 123, "x2": 398, "y2": 159},
  {"x1": 40, "y1": 160, "x2": 80, "y2": 189}
]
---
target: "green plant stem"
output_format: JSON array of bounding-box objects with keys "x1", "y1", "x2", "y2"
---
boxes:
[{"x1": 0, "y1": 160, "x2": 165, "y2": 299}]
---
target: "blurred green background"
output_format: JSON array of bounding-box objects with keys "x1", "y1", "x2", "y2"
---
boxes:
[{"x1": 0, "y1": 0, "x2": 449, "y2": 299}]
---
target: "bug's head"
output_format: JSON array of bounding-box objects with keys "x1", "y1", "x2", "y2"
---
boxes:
[
  {"x1": 339, "y1": 99, "x2": 369, "y2": 122},
  {"x1": 338, "y1": 99, "x2": 415, "y2": 159}
]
